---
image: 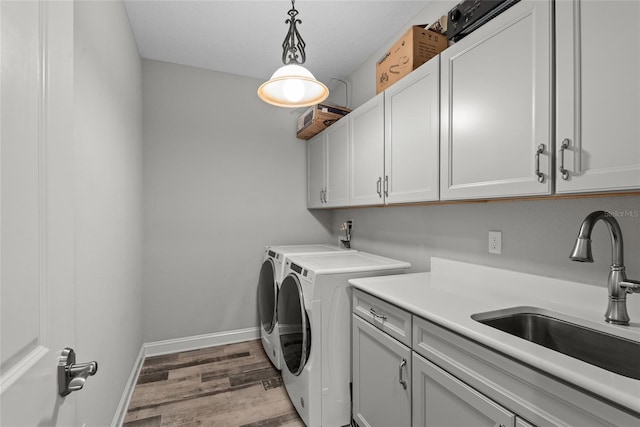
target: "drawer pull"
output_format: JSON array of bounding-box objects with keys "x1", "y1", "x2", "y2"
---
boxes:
[
  {"x1": 399, "y1": 357, "x2": 407, "y2": 390},
  {"x1": 369, "y1": 308, "x2": 387, "y2": 321}
]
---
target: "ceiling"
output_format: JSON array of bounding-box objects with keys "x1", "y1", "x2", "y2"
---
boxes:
[{"x1": 123, "y1": 1, "x2": 431, "y2": 90}]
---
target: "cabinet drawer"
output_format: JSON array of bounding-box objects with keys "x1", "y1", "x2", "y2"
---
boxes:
[{"x1": 353, "y1": 289, "x2": 411, "y2": 346}]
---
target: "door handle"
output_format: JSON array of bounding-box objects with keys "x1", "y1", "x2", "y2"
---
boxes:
[
  {"x1": 384, "y1": 175, "x2": 389, "y2": 198},
  {"x1": 535, "y1": 144, "x2": 545, "y2": 183},
  {"x1": 58, "y1": 348, "x2": 98, "y2": 396},
  {"x1": 376, "y1": 177, "x2": 382, "y2": 198},
  {"x1": 559, "y1": 138, "x2": 570, "y2": 180},
  {"x1": 399, "y1": 357, "x2": 407, "y2": 390}
]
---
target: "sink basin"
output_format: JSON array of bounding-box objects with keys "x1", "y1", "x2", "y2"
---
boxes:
[{"x1": 471, "y1": 307, "x2": 640, "y2": 380}]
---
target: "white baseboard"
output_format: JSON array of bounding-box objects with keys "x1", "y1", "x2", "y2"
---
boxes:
[
  {"x1": 110, "y1": 346, "x2": 145, "y2": 427},
  {"x1": 111, "y1": 327, "x2": 260, "y2": 426},
  {"x1": 143, "y1": 327, "x2": 260, "y2": 357}
]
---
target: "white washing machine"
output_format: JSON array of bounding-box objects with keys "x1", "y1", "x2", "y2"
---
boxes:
[
  {"x1": 277, "y1": 251, "x2": 410, "y2": 427},
  {"x1": 258, "y1": 245, "x2": 355, "y2": 370}
]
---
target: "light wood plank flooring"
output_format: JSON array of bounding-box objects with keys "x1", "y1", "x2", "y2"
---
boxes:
[{"x1": 123, "y1": 339, "x2": 305, "y2": 427}]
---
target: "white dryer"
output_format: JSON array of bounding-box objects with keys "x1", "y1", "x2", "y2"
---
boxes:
[
  {"x1": 258, "y1": 245, "x2": 355, "y2": 370},
  {"x1": 277, "y1": 251, "x2": 410, "y2": 427}
]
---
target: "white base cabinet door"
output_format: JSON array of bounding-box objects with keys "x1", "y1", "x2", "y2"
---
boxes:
[
  {"x1": 352, "y1": 315, "x2": 411, "y2": 427},
  {"x1": 440, "y1": 0, "x2": 552, "y2": 200},
  {"x1": 412, "y1": 352, "x2": 516, "y2": 427},
  {"x1": 555, "y1": 0, "x2": 640, "y2": 193}
]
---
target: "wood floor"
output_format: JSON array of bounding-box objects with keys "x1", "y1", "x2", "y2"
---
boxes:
[{"x1": 123, "y1": 339, "x2": 305, "y2": 427}]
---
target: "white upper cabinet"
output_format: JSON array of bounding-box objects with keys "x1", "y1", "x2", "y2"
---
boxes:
[
  {"x1": 555, "y1": 0, "x2": 640, "y2": 193},
  {"x1": 440, "y1": 0, "x2": 552, "y2": 200},
  {"x1": 325, "y1": 116, "x2": 350, "y2": 207},
  {"x1": 385, "y1": 57, "x2": 440, "y2": 204},
  {"x1": 350, "y1": 93, "x2": 385, "y2": 206},
  {"x1": 306, "y1": 118, "x2": 349, "y2": 208},
  {"x1": 307, "y1": 133, "x2": 325, "y2": 208}
]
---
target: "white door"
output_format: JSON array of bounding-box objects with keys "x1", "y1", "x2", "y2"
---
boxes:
[
  {"x1": 325, "y1": 116, "x2": 350, "y2": 207},
  {"x1": 350, "y1": 93, "x2": 385, "y2": 206},
  {"x1": 555, "y1": 0, "x2": 640, "y2": 193},
  {"x1": 440, "y1": 0, "x2": 552, "y2": 200},
  {"x1": 1, "y1": 1, "x2": 78, "y2": 425},
  {"x1": 307, "y1": 133, "x2": 326, "y2": 208},
  {"x1": 385, "y1": 57, "x2": 440, "y2": 204},
  {"x1": 412, "y1": 353, "x2": 516, "y2": 427},
  {"x1": 352, "y1": 315, "x2": 411, "y2": 427}
]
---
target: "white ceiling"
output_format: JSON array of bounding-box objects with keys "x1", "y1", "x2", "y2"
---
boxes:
[{"x1": 123, "y1": 1, "x2": 431, "y2": 89}]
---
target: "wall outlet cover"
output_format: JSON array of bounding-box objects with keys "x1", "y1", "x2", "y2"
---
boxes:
[{"x1": 489, "y1": 231, "x2": 502, "y2": 254}]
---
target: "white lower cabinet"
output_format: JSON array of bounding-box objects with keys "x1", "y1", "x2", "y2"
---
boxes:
[
  {"x1": 352, "y1": 290, "x2": 640, "y2": 427},
  {"x1": 412, "y1": 352, "x2": 517, "y2": 427},
  {"x1": 352, "y1": 291, "x2": 411, "y2": 427}
]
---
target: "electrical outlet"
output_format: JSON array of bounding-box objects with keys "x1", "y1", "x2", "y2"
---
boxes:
[{"x1": 488, "y1": 231, "x2": 502, "y2": 254}]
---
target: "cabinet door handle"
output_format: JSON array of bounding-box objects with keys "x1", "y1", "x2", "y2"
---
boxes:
[
  {"x1": 399, "y1": 357, "x2": 407, "y2": 390},
  {"x1": 535, "y1": 143, "x2": 545, "y2": 183},
  {"x1": 384, "y1": 175, "x2": 389, "y2": 198},
  {"x1": 559, "y1": 138, "x2": 570, "y2": 180},
  {"x1": 376, "y1": 177, "x2": 382, "y2": 198},
  {"x1": 369, "y1": 307, "x2": 387, "y2": 321}
]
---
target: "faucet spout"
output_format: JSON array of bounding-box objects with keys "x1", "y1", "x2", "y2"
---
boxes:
[
  {"x1": 569, "y1": 210, "x2": 624, "y2": 266},
  {"x1": 570, "y1": 210, "x2": 637, "y2": 325}
]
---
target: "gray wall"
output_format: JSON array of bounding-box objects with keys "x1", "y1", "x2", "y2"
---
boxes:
[
  {"x1": 74, "y1": 1, "x2": 143, "y2": 424},
  {"x1": 142, "y1": 59, "x2": 332, "y2": 343},
  {"x1": 329, "y1": 0, "x2": 640, "y2": 311},
  {"x1": 330, "y1": 197, "x2": 640, "y2": 290}
]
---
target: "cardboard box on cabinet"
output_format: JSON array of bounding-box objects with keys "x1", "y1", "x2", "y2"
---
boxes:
[
  {"x1": 376, "y1": 25, "x2": 448, "y2": 94},
  {"x1": 296, "y1": 103, "x2": 351, "y2": 140}
]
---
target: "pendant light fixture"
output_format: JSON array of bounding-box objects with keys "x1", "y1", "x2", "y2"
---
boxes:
[{"x1": 258, "y1": 0, "x2": 329, "y2": 108}]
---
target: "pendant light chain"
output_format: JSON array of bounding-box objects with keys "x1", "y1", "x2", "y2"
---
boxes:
[{"x1": 282, "y1": 0, "x2": 306, "y2": 65}]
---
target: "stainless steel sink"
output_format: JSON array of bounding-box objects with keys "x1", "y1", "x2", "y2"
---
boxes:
[{"x1": 471, "y1": 307, "x2": 640, "y2": 380}]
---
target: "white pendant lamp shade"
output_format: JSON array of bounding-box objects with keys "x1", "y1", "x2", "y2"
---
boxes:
[{"x1": 258, "y1": 64, "x2": 329, "y2": 108}]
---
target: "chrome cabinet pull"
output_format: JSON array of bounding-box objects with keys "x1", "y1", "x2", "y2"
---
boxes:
[
  {"x1": 384, "y1": 175, "x2": 389, "y2": 198},
  {"x1": 376, "y1": 177, "x2": 382, "y2": 198},
  {"x1": 320, "y1": 189, "x2": 324, "y2": 203},
  {"x1": 535, "y1": 143, "x2": 545, "y2": 183},
  {"x1": 399, "y1": 357, "x2": 407, "y2": 390},
  {"x1": 369, "y1": 307, "x2": 387, "y2": 321},
  {"x1": 559, "y1": 138, "x2": 570, "y2": 180}
]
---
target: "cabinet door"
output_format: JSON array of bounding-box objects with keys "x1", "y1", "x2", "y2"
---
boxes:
[
  {"x1": 325, "y1": 116, "x2": 350, "y2": 207},
  {"x1": 350, "y1": 93, "x2": 385, "y2": 206},
  {"x1": 440, "y1": 0, "x2": 551, "y2": 200},
  {"x1": 555, "y1": 0, "x2": 640, "y2": 193},
  {"x1": 307, "y1": 134, "x2": 326, "y2": 208},
  {"x1": 353, "y1": 315, "x2": 411, "y2": 427},
  {"x1": 412, "y1": 352, "x2": 516, "y2": 427},
  {"x1": 385, "y1": 57, "x2": 440, "y2": 204},
  {"x1": 517, "y1": 417, "x2": 536, "y2": 427}
]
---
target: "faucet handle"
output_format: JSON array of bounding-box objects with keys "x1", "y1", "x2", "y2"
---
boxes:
[{"x1": 620, "y1": 280, "x2": 640, "y2": 294}]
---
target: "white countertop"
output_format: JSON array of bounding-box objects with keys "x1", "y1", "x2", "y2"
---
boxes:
[{"x1": 348, "y1": 258, "x2": 640, "y2": 414}]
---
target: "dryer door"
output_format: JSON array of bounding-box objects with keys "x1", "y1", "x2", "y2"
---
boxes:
[
  {"x1": 278, "y1": 274, "x2": 311, "y2": 376},
  {"x1": 258, "y1": 259, "x2": 277, "y2": 334}
]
